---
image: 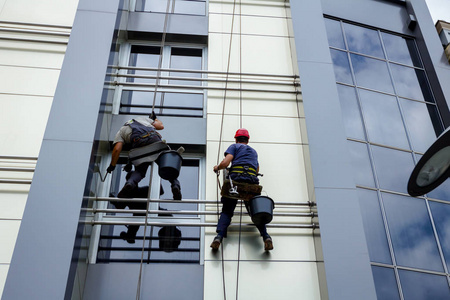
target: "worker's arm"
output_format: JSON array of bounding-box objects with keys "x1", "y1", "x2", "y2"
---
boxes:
[
  {"x1": 213, "y1": 154, "x2": 234, "y2": 173},
  {"x1": 107, "y1": 142, "x2": 123, "y2": 173},
  {"x1": 153, "y1": 119, "x2": 164, "y2": 130}
]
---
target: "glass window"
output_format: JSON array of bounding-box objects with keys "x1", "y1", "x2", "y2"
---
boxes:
[
  {"x1": 383, "y1": 193, "x2": 444, "y2": 272},
  {"x1": 343, "y1": 23, "x2": 384, "y2": 58},
  {"x1": 351, "y1": 54, "x2": 394, "y2": 94},
  {"x1": 390, "y1": 64, "x2": 433, "y2": 102},
  {"x1": 400, "y1": 99, "x2": 439, "y2": 153},
  {"x1": 324, "y1": 18, "x2": 346, "y2": 49},
  {"x1": 337, "y1": 84, "x2": 365, "y2": 140},
  {"x1": 348, "y1": 141, "x2": 375, "y2": 188},
  {"x1": 330, "y1": 49, "x2": 353, "y2": 84},
  {"x1": 358, "y1": 189, "x2": 391, "y2": 263},
  {"x1": 381, "y1": 33, "x2": 421, "y2": 67},
  {"x1": 359, "y1": 89, "x2": 409, "y2": 149},
  {"x1": 136, "y1": 0, "x2": 206, "y2": 16},
  {"x1": 371, "y1": 146, "x2": 415, "y2": 194},
  {"x1": 372, "y1": 266, "x2": 400, "y2": 300},
  {"x1": 427, "y1": 178, "x2": 450, "y2": 201},
  {"x1": 398, "y1": 270, "x2": 450, "y2": 300},
  {"x1": 169, "y1": 48, "x2": 202, "y2": 86},
  {"x1": 429, "y1": 201, "x2": 450, "y2": 270},
  {"x1": 127, "y1": 45, "x2": 160, "y2": 84}
]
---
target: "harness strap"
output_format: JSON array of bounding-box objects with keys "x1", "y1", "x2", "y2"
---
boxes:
[{"x1": 230, "y1": 165, "x2": 257, "y2": 176}]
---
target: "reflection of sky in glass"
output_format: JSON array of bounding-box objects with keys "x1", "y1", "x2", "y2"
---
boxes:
[
  {"x1": 398, "y1": 270, "x2": 450, "y2": 300},
  {"x1": 348, "y1": 141, "x2": 375, "y2": 188},
  {"x1": 330, "y1": 49, "x2": 353, "y2": 84},
  {"x1": 390, "y1": 64, "x2": 425, "y2": 101},
  {"x1": 324, "y1": 18, "x2": 346, "y2": 49},
  {"x1": 383, "y1": 193, "x2": 443, "y2": 272},
  {"x1": 358, "y1": 189, "x2": 391, "y2": 263},
  {"x1": 372, "y1": 266, "x2": 400, "y2": 300},
  {"x1": 337, "y1": 84, "x2": 365, "y2": 140},
  {"x1": 381, "y1": 33, "x2": 416, "y2": 67},
  {"x1": 343, "y1": 23, "x2": 384, "y2": 58},
  {"x1": 371, "y1": 146, "x2": 414, "y2": 194},
  {"x1": 170, "y1": 49, "x2": 202, "y2": 86},
  {"x1": 400, "y1": 99, "x2": 437, "y2": 153},
  {"x1": 359, "y1": 89, "x2": 409, "y2": 149},
  {"x1": 351, "y1": 54, "x2": 394, "y2": 93},
  {"x1": 429, "y1": 201, "x2": 450, "y2": 270},
  {"x1": 137, "y1": 0, "x2": 206, "y2": 15},
  {"x1": 427, "y1": 177, "x2": 450, "y2": 201},
  {"x1": 128, "y1": 46, "x2": 159, "y2": 84}
]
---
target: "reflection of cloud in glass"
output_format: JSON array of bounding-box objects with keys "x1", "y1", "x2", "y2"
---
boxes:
[
  {"x1": 400, "y1": 99, "x2": 437, "y2": 153},
  {"x1": 383, "y1": 193, "x2": 444, "y2": 272},
  {"x1": 372, "y1": 266, "x2": 400, "y2": 300},
  {"x1": 359, "y1": 89, "x2": 409, "y2": 149},
  {"x1": 390, "y1": 64, "x2": 425, "y2": 101},
  {"x1": 344, "y1": 23, "x2": 384, "y2": 58},
  {"x1": 337, "y1": 84, "x2": 365, "y2": 140},
  {"x1": 348, "y1": 141, "x2": 375, "y2": 188},
  {"x1": 429, "y1": 201, "x2": 450, "y2": 270},
  {"x1": 330, "y1": 49, "x2": 353, "y2": 84},
  {"x1": 371, "y1": 146, "x2": 415, "y2": 194},
  {"x1": 398, "y1": 270, "x2": 450, "y2": 300},
  {"x1": 351, "y1": 54, "x2": 394, "y2": 94},
  {"x1": 381, "y1": 33, "x2": 415, "y2": 67},
  {"x1": 324, "y1": 18, "x2": 346, "y2": 49},
  {"x1": 427, "y1": 177, "x2": 450, "y2": 201}
]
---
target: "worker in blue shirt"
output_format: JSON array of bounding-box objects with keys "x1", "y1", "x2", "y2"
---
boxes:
[{"x1": 211, "y1": 128, "x2": 273, "y2": 251}]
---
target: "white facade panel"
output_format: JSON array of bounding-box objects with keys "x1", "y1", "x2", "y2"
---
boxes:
[
  {"x1": 209, "y1": 14, "x2": 290, "y2": 37},
  {"x1": 0, "y1": 48, "x2": 66, "y2": 69},
  {"x1": 0, "y1": 66, "x2": 60, "y2": 96},
  {"x1": 0, "y1": 186, "x2": 29, "y2": 220},
  {"x1": 209, "y1": 0, "x2": 289, "y2": 18},
  {"x1": 0, "y1": 265, "x2": 8, "y2": 297},
  {"x1": 0, "y1": 220, "x2": 20, "y2": 263}
]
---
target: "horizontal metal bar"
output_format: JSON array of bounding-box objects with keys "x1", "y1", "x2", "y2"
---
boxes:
[
  {"x1": 120, "y1": 111, "x2": 203, "y2": 118},
  {"x1": 108, "y1": 81, "x2": 299, "y2": 94},
  {"x1": 0, "y1": 179, "x2": 32, "y2": 184},
  {"x1": 0, "y1": 167, "x2": 34, "y2": 172},
  {"x1": 97, "y1": 258, "x2": 199, "y2": 264},
  {"x1": 110, "y1": 65, "x2": 299, "y2": 79},
  {"x1": 121, "y1": 104, "x2": 202, "y2": 111},
  {"x1": 109, "y1": 73, "x2": 299, "y2": 86},
  {"x1": 83, "y1": 220, "x2": 318, "y2": 229},
  {"x1": 0, "y1": 37, "x2": 68, "y2": 45},
  {"x1": 0, "y1": 27, "x2": 70, "y2": 37},
  {"x1": 0, "y1": 20, "x2": 72, "y2": 30},
  {"x1": 0, "y1": 155, "x2": 37, "y2": 160},
  {"x1": 101, "y1": 235, "x2": 200, "y2": 241},
  {"x1": 84, "y1": 208, "x2": 316, "y2": 217},
  {"x1": 92, "y1": 196, "x2": 315, "y2": 207},
  {"x1": 99, "y1": 247, "x2": 200, "y2": 252}
]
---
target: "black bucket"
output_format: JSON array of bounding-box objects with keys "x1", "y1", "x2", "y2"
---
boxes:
[
  {"x1": 248, "y1": 195, "x2": 275, "y2": 226},
  {"x1": 156, "y1": 150, "x2": 183, "y2": 180}
]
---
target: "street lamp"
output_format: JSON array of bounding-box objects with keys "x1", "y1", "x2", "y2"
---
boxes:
[{"x1": 408, "y1": 127, "x2": 450, "y2": 197}]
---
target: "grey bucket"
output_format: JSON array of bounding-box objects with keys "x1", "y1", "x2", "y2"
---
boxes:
[
  {"x1": 156, "y1": 150, "x2": 183, "y2": 180},
  {"x1": 248, "y1": 196, "x2": 275, "y2": 226}
]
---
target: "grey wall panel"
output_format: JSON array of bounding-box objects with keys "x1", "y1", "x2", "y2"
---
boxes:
[
  {"x1": 82, "y1": 263, "x2": 204, "y2": 300},
  {"x1": 110, "y1": 115, "x2": 207, "y2": 145},
  {"x1": 2, "y1": 1, "x2": 121, "y2": 299},
  {"x1": 128, "y1": 12, "x2": 208, "y2": 37},
  {"x1": 290, "y1": 1, "x2": 377, "y2": 299},
  {"x1": 321, "y1": 0, "x2": 412, "y2": 35}
]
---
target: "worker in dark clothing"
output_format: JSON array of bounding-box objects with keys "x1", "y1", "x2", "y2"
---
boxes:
[
  {"x1": 107, "y1": 113, "x2": 182, "y2": 203},
  {"x1": 211, "y1": 128, "x2": 273, "y2": 251}
]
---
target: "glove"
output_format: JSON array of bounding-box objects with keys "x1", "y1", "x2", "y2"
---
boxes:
[
  {"x1": 123, "y1": 163, "x2": 132, "y2": 173},
  {"x1": 107, "y1": 164, "x2": 115, "y2": 173},
  {"x1": 150, "y1": 111, "x2": 157, "y2": 121}
]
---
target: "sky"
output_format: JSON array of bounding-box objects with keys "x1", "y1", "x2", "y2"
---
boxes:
[{"x1": 425, "y1": 0, "x2": 450, "y2": 23}]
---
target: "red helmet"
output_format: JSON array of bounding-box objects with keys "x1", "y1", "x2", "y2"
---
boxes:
[{"x1": 234, "y1": 128, "x2": 250, "y2": 139}]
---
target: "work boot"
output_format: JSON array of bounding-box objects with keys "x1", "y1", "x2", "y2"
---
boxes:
[
  {"x1": 263, "y1": 236, "x2": 273, "y2": 251},
  {"x1": 210, "y1": 235, "x2": 223, "y2": 251},
  {"x1": 117, "y1": 182, "x2": 135, "y2": 198},
  {"x1": 171, "y1": 184, "x2": 182, "y2": 200},
  {"x1": 120, "y1": 231, "x2": 136, "y2": 244}
]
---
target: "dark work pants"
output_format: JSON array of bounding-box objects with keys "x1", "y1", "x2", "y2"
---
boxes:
[{"x1": 127, "y1": 162, "x2": 180, "y2": 190}]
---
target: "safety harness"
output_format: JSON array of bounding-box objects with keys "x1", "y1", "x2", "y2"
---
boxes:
[
  {"x1": 127, "y1": 119, "x2": 162, "y2": 148},
  {"x1": 229, "y1": 165, "x2": 258, "y2": 177}
]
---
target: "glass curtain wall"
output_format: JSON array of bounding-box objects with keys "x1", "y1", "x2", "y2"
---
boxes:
[{"x1": 325, "y1": 17, "x2": 450, "y2": 299}]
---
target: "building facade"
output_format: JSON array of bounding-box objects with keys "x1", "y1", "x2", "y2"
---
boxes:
[{"x1": 2, "y1": 0, "x2": 450, "y2": 299}]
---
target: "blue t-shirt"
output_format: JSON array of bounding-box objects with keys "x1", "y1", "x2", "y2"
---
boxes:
[{"x1": 224, "y1": 143, "x2": 259, "y2": 170}]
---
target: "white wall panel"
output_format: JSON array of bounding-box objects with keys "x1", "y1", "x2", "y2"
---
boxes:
[
  {"x1": 0, "y1": 189, "x2": 28, "y2": 220},
  {"x1": 0, "y1": 220, "x2": 20, "y2": 263},
  {"x1": 0, "y1": 264, "x2": 8, "y2": 297},
  {"x1": 209, "y1": 14, "x2": 290, "y2": 37},
  {"x1": 0, "y1": 0, "x2": 79, "y2": 26},
  {"x1": 209, "y1": 0, "x2": 288, "y2": 17},
  {"x1": 0, "y1": 48, "x2": 65, "y2": 69},
  {"x1": 0, "y1": 66, "x2": 60, "y2": 96}
]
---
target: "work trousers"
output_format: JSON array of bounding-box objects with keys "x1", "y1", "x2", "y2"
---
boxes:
[{"x1": 127, "y1": 162, "x2": 180, "y2": 189}]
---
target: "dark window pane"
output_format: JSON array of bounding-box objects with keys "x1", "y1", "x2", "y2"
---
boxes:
[
  {"x1": 400, "y1": 99, "x2": 439, "y2": 153},
  {"x1": 127, "y1": 45, "x2": 160, "y2": 83},
  {"x1": 358, "y1": 189, "x2": 391, "y2": 263},
  {"x1": 398, "y1": 270, "x2": 450, "y2": 300},
  {"x1": 343, "y1": 23, "x2": 384, "y2": 58},
  {"x1": 359, "y1": 89, "x2": 409, "y2": 149},
  {"x1": 371, "y1": 146, "x2": 414, "y2": 194},
  {"x1": 170, "y1": 48, "x2": 202, "y2": 86},
  {"x1": 348, "y1": 141, "x2": 375, "y2": 188},
  {"x1": 372, "y1": 266, "x2": 400, "y2": 300},
  {"x1": 390, "y1": 64, "x2": 433, "y2": 102},
  {"x1": 337, "y1": 85, "x2": 365, "y2": 140},
  {"x1": 351, "y1": 54, "x2": 394, "y2": 94},
  {"x1": 382, "y1": 33, "x2": 421, "y2": 67},
  {"x1": 330, "y1": 49, "x2": 353, "y2": 84},
  {"x1": 429, "y1": 201, "x2": 450, "y2": 271},
  {"x1": 383, "y1": 193, "x2": 444, "y2": 272},
  {"x1": 324, "y1": 18, "x2": 346, "y2": 49}
]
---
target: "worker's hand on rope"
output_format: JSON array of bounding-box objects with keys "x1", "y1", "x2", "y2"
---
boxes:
[
  {"x1": 106, "y1": 164, "x2": 115, "y2": 173},
  {"x1": 213, "y1": 165, "x2": 220, "y2": 174},
  {"x1": 150, "y1": 111, "x2": 157, "y2": 121}
]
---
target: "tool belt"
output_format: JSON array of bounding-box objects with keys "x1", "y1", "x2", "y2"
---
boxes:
[
  {"x1": 229, "y1": 165, "x2": 258, "y2": 176},
  {"x1": 221, "y1": 180, "x2": 262, "y2": 201}
]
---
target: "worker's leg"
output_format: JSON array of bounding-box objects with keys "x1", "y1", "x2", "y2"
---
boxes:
[
  {"x1": 169, "y1": 178, "x2": 182, "y2": 200},
  {"x1": 126, "y1": 163, "x2": 150, "y2": 187},
  {"x1": 216, "y1": 197, "x2": 237, "y2": 238}
]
